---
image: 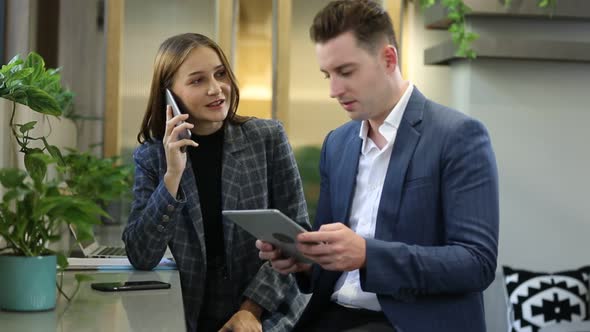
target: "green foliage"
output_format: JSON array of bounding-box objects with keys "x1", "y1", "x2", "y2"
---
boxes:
[
  {"x1": 0, "y1": 167, "x2": 105, "y2": 258},
  {"x1": 0, "y1": 52, "x2": 73, "y2": 116},
  {"x1": 420, "y1": 0, "x2": 437, "y2": 7},
  {"x1": 417, "y1": 0, "x2": 477, "y2": 59},
  {"x1": 418, "y1": 0, "x2": 558, "y2": 59},
  {"x1": 504, "y1": 0, "x2": 558, "y2": 9},
  {"x1": 0, "y1": 52, "x2": 127, "y2": 272},
  {"x1": 294, "y1": 146, "x2": 321, "y2": 224},
  {"x1": 59, "y1": 149, "x2": 134, "y2": 208},
  {"x1": 538, "y1": 0, "x2": 558, "y2": 8}
]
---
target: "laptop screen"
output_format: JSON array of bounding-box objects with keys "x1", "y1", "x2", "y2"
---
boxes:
[{"x1": 69, "y1": 225, "x2": 99, "y2": 254}]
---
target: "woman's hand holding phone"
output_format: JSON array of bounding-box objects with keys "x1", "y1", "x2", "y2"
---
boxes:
[
  {"x1": 163, "y1": 105, "x2": 198, "y2": 198},
  {"x1": 165, "y1": 88, "x2": 192, "y2": 141}
]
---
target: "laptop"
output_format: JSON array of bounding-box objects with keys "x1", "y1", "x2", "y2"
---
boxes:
[{"x1": 69, "y1": 225, "x2": 127, "y2": 258}]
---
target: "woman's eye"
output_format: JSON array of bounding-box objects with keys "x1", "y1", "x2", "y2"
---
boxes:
[
  {"x1": 215, "y1": 70, "x2": 227, "y2": 78},
  {"x1": 340, "y1": 71, "x2": 352, "y2": 77},
  {"x1": 191, "y1": 78, "x2": 203, "y2": 85}
]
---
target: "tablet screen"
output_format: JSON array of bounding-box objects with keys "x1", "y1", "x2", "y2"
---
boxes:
[{"x1": 222, "y1": 209, "x2": 313, "y2": 264}]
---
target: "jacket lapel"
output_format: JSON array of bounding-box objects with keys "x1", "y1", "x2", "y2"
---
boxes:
[
  {"x1": 375, "y1": 88, "x2": 425, "y2": 241},
  {"x1": 221, "y1": 123, "x2": 246, "y2": 212},
  {"x1": 180, "y1": 158, "x2": 207, "y2": 262},
  {"x1": 220, "y1": 123, "x2": 247, "y2": 274},
  {"x1": 337, "y1": 126, "x2": 362, "y2": 225},
  {"x1": 315, "y1": 130, "x2": 361, "y2": 303},
  {"x1": 177, "y1": 122, "x2": 247, "y2": 265}
]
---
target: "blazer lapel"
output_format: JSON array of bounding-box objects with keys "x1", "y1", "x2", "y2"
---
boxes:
[
  {"x1": 220, "y1": 123, "x2": 247, "y2": 274},
  {"x1": 177, "y1": 122, "x2": 247, "y2": 266},
  {"x1": 221, "y1": 123, "x2": 246, "y2": 212},
  {"x1": 336, "y1": 126, "x2": 362, "y2": 225},
  {"x1": 180, "y1": 158, "x2": 207, "y2": 262},
  {"x1": 375, "y1": 88, "x2": 425, "y2": 241}
]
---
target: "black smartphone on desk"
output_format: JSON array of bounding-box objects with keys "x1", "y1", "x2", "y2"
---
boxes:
[{"x1": 91, "y1": 280, "x2": 171, "y2": 292}]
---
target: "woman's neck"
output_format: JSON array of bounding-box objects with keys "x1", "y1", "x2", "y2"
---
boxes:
[{"x1": 192, "y1": 121, "x2": 223, "y2": 135}]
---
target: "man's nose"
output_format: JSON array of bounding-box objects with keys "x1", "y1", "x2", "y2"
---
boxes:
[{"x1": 329, "y1": 78, "x2": 344, "y2": 98}]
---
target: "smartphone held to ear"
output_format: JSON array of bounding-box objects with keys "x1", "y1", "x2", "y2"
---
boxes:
[
  {"x1": 165, "y1": 88, "x2": 192, "y2": 140},
  {"x1": 91, "y1": 280, "x2": 171, "y2": 292}
]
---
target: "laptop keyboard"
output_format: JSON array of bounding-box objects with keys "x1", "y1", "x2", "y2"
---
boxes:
[{"x1": 95, "y1": 246, "x2": 126, "y2": 257}]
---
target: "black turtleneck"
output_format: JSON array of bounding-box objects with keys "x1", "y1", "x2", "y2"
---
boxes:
[{"x1": 187, "y1": 127, "x2": 225, "y2": 268}]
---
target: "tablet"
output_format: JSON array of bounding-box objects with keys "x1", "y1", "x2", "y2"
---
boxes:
[{"x1": 222, "y1": 209, "x2": 313, "y2": 264}]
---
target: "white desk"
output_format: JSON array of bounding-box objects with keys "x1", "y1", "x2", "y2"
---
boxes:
[{"x1": 0, "y1": 270, "x2": 185, "y2": 332}]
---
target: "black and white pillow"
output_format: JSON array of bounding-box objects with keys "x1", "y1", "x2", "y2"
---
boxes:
[{"x1": 503, "y1": 266, "x2": 590, "y2": 332}]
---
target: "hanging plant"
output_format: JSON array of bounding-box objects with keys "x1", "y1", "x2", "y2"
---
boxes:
[{"x1": 418, "y1": 0, "x2": 559, "y2": 59}]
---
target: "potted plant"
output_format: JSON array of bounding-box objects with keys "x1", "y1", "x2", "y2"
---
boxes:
[{"x1": 0, "y1": 52, "x2": 106, "y2": 311}]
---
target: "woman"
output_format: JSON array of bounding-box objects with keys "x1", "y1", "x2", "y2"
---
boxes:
[{"x1": 123, "y1": 33, "x2": 310, "y2": 332}]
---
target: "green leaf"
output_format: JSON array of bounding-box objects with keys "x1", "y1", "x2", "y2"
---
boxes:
[
  {"x1": 75, "y1": 274, "x2": 94, "y2": 283},
  {"x1": 70, "y1": 223, "x2": 95, "y2": 243},
  {"x1": 23, "y1": 52, "x2": 45, "y2": 83},
  {"x1": 46, "y1": 144, "x2": 65, "y2": 166},
  {"x1": 0, "y1": 56, "x2": 21, "y2": 76},
  {"x1": 24, "y1": 152, "x2": 50, "y2": 184},
  {"x1": 6, "y1": 54, "x2": 23, "y2": 66},
  {"x1": 8, "y1": 67, "x2": 34, "y2": 82},
  {"x1": 23, "y1": 86, "x2": 62, "y2": 116},
  {"x1": 35, "y1": 196, "x2": 106, "y2": 223},
  {"x1": 47, "y1": 233, "x2": 61, "y2": 241},
  {"x1": 0, "y1": 169, "x2": 27, "y2": 188},
  {"x1": 9, "y1": 64, "x2": 24, "y2": 76},
  {"x1": 419, "y1": 0, "x2": 436, "y2": 9},
  {"x1": 6, "y1": 79, "x2": 24, "y2": 89},
  {"x1": 1, "y1": 189, "x2": 26, "y2": 203},
  {"x1": 447, "y1": 11, "x2": 461, "y2": 21},
  {"x1": 57, "y1": 253, "x2": 68, "y2": 269},
  {"x1": 18, "y1": 121, "x2": 38, "y2": 133},
  {"x1": 465, "y1": 32, "x2": 479, "y2": 42}
]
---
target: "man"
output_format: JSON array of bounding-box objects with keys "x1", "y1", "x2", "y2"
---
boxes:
[{"x1": 258, "y1": 0, "x2": 499, "y2": 331}]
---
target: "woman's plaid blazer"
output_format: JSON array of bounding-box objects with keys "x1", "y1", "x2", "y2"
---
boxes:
[{"x1": 123, "y1": 119, "x2": 310, "y2": 331}]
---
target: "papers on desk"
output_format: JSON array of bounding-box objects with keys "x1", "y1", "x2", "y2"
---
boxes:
[{"x1": 66, "y1": 257, "x2": 176, "y2": 271}]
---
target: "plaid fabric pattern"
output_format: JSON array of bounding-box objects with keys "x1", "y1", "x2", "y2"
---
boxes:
[{"x1": 123, "y1": 119, "x2": 310, "y2": 332}]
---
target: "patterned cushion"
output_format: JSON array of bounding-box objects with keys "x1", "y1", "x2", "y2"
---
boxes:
[{"x1": 503, "y1": 266, "x2": 590, "y2": 332}]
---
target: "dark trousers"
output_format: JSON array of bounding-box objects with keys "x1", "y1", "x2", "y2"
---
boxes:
[{"x1": 295, "y1": 301, "x2": 396, "y2": 332}]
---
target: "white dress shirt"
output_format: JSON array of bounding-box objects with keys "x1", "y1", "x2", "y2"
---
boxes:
[{"x1": 331, "y1": 83, "x2": 414, "y2": 311}]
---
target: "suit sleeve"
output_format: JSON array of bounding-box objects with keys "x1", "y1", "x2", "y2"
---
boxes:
[
  {"x1": 360, "y1": 118, "x2": 499, "y2": 298},
  {"x1": 122, "y1": 145, "x2": 185, "y2": 270},
  {"x1": 242, "y1": 121, "x2": 311, "y2": 312}
]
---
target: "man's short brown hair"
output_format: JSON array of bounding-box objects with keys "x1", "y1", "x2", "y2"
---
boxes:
[{"x1": 310, "y1": 0, "x2": 397, "y2": 53}]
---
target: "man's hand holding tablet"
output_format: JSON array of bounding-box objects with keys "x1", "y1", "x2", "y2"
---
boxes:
[
  {"x1": 256, "y1": 239, "x2": 314, "y2": 276},
  {"x1": 222, "y1": 209, "x2": 315, "y2": 265},
  {"x1": 258, "y1": 221, "x2": 368, "y2": 275}
]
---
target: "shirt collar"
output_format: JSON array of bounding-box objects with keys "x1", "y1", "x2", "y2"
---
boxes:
[{"x1": 359, "y1": 83, "x2": 414, "y2": 154}]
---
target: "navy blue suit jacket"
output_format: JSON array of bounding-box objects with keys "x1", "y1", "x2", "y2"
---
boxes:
[{"x1": 296, "y1": 88, "x2": 499, "y2": 332}]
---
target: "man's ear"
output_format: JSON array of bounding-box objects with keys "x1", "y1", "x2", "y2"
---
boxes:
[{"x1": 382, "y1": 45, "x2": 398, "y2": 72}]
